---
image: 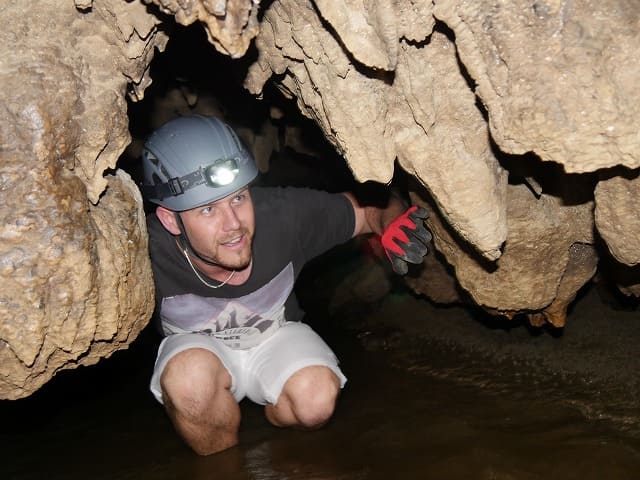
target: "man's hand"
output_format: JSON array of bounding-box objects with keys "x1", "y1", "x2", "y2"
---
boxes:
[{"x1": 380, "y1": 206, "x2": 431, "y2": 275}]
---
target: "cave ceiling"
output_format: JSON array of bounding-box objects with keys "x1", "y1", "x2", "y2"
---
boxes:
[{"x1": 0, "y1": 0, "x2": 638, "y2": 399}]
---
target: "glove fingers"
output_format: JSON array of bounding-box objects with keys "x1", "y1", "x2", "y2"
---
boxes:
[
  {"x1": 407, "y1": 207, "x2": 432, "y2": 244},
  {"x1": 403, "y1": 242, "x2": 428, "y2": 264},
  {"x1": 409, "y1": 206, "x2": 429, "y2": 221},
  {"x1": 403, "y1": 224, "x2": 431, "y2": 249},
  {"x1": 390, "y1": 256, "x2": 409, "y2": 275},
  {"x1": 392, "y1": 238, "x2": 428, "y2": 263},
  {"x1": 388, "y1": 226, "x2": 430, "y2": 263},
  {"x1": 411, "y1": 221, "x2": 432, "y2": 245},
  {"x1": 384, "y1": 206, "x2": 432, "y2": 275}
]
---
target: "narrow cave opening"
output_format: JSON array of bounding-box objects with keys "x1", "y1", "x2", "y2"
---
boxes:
[
  {"x1": 115, "y1": 19, "x2": 454, "y2": 377},
  {"x1": 115, "y1": 19, "x2": 424, "y2": 363},
  {"x1": 120, "y1": 22, "x2": 358, "y2": 196}
]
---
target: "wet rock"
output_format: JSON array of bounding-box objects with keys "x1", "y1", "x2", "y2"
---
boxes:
[
  {"x1": 0, "y1": 169, "x2": 154, "y2": 400},
  {"x1": 246, "y1": 3, "x2": 508, "y2": 261},
  {"x1": 595, "y1": 170, "x2": 640, "y2": 266},
  {"x1": 245, "y1": 0, "x2": 638, "y2": 322},
  {"x1": 528, "y1": 243, "x2": 598, "y2": 327},
  {"x1": 405, "y1": 250, "x2": 463, "y2": 306}
]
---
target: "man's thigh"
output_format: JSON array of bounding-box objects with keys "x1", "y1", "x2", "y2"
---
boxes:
[
  {"x1": 149, "y1": 333, "x2": 247, "y2": 403},
  {"x1": 244, "y1": 322, "x2": 347, "y2": 405}
]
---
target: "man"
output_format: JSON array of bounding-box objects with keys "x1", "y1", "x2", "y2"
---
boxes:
[{"x1": 141, "y1": 114, "x2": 430, "y2": 455}]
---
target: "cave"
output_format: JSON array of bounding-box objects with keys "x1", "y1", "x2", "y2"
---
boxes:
[{"x1": 1, "y1": 1, "x2": 640, "y2": 477}]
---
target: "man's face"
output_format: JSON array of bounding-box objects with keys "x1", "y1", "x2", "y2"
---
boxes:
[{"x1": 179, "y1": 188, "x2": 255, "y2": 270}]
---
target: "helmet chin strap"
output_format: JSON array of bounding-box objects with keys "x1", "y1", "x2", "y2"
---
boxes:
[{"x1": 174, "y1": 213, "x2": 222, "y2": 267}]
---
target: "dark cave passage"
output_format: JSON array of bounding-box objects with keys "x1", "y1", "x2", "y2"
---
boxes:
[{"x1": 120, "y1": 22, "x2": 358, "y2": 196}]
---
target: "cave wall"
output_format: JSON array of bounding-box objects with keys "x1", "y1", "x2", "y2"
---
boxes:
[
  {"x1": 1, "y1": 0, "x2": 638, "y2": 399},
  {"x1": 0, "y1": 0, "x2": 162, "y2": 399},
  {"x1": 244, "y1": 0, "x2": 640, "y2": 325}
]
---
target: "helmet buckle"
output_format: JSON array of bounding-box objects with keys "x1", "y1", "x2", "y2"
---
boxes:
[{"x1": 168, "y1": 177, "x2": 184, "y2": 196}]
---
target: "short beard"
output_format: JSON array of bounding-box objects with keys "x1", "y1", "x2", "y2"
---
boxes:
[
  {"x1": 182, "y1": 226, "x2": 253, "y2": 268},
  {"x1": 209, "y1": 234, "x2": 253, "y2": 271}
]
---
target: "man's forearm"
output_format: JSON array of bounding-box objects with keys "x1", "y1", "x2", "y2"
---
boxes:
[
  {"x1": 364, "y1": 192, "x2": 408, "y2": 236},
  {"x1": 343, "y1": 190, "x2": 410, "y2": 237},
  {"x1": 343, "y1": 189, "x2": 431, "y2": 274}
]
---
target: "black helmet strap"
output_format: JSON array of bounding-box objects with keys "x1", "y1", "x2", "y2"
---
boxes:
[
  {"x1": 174, "y1": 213, "x2": 221, "y2": 267},
  {"x1": 143, "y1": 169, "x2": 204, "y2": 201}
]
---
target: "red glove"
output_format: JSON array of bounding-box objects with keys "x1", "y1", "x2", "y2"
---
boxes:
[{"x1": 381, "y1": 206, "x2": 431, "y2": 275}]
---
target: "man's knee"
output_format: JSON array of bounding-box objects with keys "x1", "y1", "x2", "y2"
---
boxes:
[
  {"x1": 282, "y1": 365, "x2": 340, "y2": 428},
  {"x1": 160, "y1": 348, "x2": 231, "y2": 418}
]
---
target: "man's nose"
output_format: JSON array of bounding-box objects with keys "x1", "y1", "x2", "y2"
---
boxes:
[{"x1": 221, "y1": 205, "x2": 241, "y2": 231}]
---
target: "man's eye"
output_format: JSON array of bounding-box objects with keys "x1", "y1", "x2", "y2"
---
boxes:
[
  {"x1": 233, "y1": 194, "x2": 245, "y2": 203},
  {"x1": 200, "y1": 206, "x2": 212, "y2": 215}
]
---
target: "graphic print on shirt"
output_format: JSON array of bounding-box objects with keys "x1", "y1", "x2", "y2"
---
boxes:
[{"x1": 160, "y1": 263, "x2": 295, "y2": 349}]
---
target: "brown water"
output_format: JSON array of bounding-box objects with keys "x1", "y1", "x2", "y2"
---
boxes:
[
  {"x1": 2, "y1": 242, "x2": 640, "y2": 480},
  {"x1": 1, "y1": 301, "x2": 639, "y2": 480}
]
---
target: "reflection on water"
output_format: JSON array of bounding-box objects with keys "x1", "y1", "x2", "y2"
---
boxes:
[
  {"x1": 236, "y1": 344, "x2": 640, "y2": 480},
  {"x1": 1, "y1": 317, "x2": 639, "y2": 480}
]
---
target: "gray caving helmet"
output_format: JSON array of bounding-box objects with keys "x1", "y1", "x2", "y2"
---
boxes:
[{"x1": 141, "y1": 115, "x2": 259, "y2": 211}]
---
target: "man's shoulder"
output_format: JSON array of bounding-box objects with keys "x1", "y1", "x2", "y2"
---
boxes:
[
  {"x1": 251, "y1": 185, "x2": 354, "y2": 250},
  {"x1": 251, "y1": 185, "x2": 318, "y2": 202},
  {"x1": 251, "y1": 185, "x2": 345, "y2": 211}
]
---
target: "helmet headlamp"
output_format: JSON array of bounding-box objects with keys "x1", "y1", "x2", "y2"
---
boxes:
[
  {"x1": 204, "y1": 158, "x2": 239, "y2": 187},
  {"x1": 142, "y1": 156, "x2": 247, "y2": 203}
]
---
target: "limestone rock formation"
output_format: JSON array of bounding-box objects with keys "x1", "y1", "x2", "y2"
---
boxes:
[
  {"x1": 412, "y1": 180, "x2": 597, "y2": 327},
  {"x1": 594, "y1": 170, "x2": 640, "y2": 296},
  {"x1": 434, "y1": 0, "x2": 640, "y2": 173},
  {"x1": 149, "y1": 0, "x2": 260, "y2": 58},
  {"x1": 245, "y1": 1, "x2": 508, "y2": 261},
  {"x1": 405, "y1": 250, "x2": 462, "y2": 306},
  {"x1": 595, "y1": 171, "x2": 640, "y2": 266},
  {"x1": 3, "y1": 0, "x2": 640, "y2": 398},
  {"x1": 245, "y1": 0, "x2": 638, "y2": 326},
  {"x1": 0, "y1": 0, "x2": 162, "y2": 399}
]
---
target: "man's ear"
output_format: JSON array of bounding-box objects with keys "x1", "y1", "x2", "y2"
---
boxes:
[{"x1": 156, "y1": 206, "x2": 182, "y2": 235}]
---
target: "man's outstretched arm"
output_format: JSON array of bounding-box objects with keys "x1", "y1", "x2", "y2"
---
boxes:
[{"x1": 342, "y1": 192, "x2": 432, "y2": 275}]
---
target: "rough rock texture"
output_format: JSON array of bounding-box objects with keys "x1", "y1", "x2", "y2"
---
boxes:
[
  {"x1": 4, "y1": 0, "x2": 640, "y2": 397},
  {"x1": 528, "y1": 243, "x2": 598, "y2": 327},
  {"x1": 405, "y1": 249, "x2": 462, "y2": 306},
  {"x1": 595, "y1": 171, "x2": 640, "y2": 266},
  {"x1": 246, "y1": 1, "x2": 508, "y2": 261},
  {"x1": 245, "y1": 0, "x2": 640, "y2": 325},
  {"x1": 412, "y1": 181, "x2": 597, "y2": 327},
  {"x1": 434, "y1": 0, "x2": 640, "y2": 173},
  {"x1": 148, "y1": 0, "x2": 260, "y2": 58},
  {"x1": 314, "y1": 0, "x2": 401, "y2": 71},
  {"x1": 0, "y1": 0, "x2": 162, "y2": 399}
]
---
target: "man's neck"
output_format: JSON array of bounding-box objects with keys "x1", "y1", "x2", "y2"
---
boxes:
[
  {"x1": 191, "y1": 255, "x2": 253, "y2": 286},
  {"x1": 174, "y1": 238, "x2": 253, "y2": 286}
]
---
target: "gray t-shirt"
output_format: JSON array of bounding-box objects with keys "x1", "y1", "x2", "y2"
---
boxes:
[{"x1": 147, "y1": 186, "x2": 355, "y2": 349}]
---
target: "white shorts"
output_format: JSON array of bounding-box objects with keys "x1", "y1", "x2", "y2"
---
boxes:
[{"x1": 149, "y1": 321, "x2": 347, "y2": 406}]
